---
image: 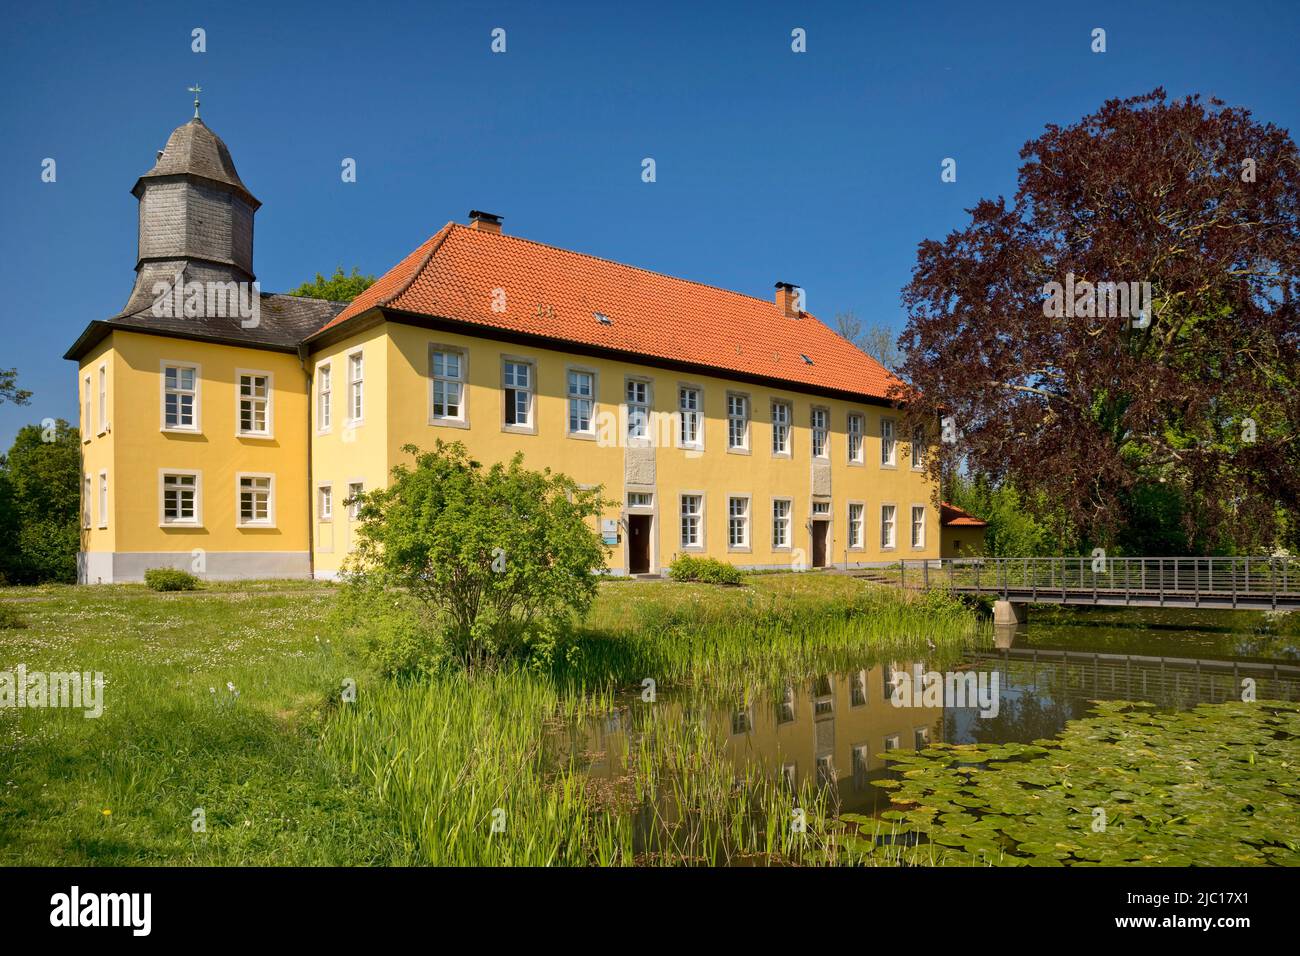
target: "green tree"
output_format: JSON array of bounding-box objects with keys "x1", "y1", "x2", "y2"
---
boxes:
[
  {"x1": 0, "y1": 368, "x2": 32, "y2": 406},
  {"x1": 946, "y1": 473, "x2": 1072, "y2": 558},
  {"x1": 346, "y1": 441, "x2": 611, "y2": 669},
  {"x1": 289, "y1": 266, "x2": 376, "y2": 303},
  {"x1": 0, "y1": 419, "x2": 81, "y2": 583}
]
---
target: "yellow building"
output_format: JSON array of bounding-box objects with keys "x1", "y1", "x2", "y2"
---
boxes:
[{"x1": 66, "y1": 112, "x2": 940, "y2": 582}]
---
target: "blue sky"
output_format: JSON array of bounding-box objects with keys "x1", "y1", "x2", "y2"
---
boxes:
[{"x1": 2, "y1": 0, "x2": 1298, "y2": 448}]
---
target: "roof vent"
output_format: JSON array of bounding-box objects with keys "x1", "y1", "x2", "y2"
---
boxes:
[
  {"x1": 800, "y1": 353, "x2": 814, "y2": 365},
  {"x1": 594, "y1": 311, "x2": 613, "y2": 325},
  {"x1": 468, "y1": 209, "x2": 503, "y2": 234}
]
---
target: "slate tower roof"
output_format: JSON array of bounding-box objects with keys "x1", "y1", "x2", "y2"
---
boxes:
[{"x1": 64, "y1": 112, "x2": 346, "y2": 360}]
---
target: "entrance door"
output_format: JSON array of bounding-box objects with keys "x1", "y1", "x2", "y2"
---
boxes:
[
  {"x1": 628, "y1": 514, "x2": 652, "y2": 574},
  {"x1": 811, "y1": 520, "x2": 829, "y2": 568}
]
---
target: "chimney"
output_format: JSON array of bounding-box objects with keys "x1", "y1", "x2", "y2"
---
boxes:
[
  {"x1": 468, "y1": 209, "x2": 503, "y2": 234},
  {"x1": 775, "y1": 281, "x2": 802, "y2": 318}
]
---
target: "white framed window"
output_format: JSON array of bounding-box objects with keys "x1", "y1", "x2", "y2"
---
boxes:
[
  {"x1": 97, "y1": 364, "x2": 107, "y2": 434},
  {"x1": 627, "y1": 492, "x2": 653, "y2": 509},
  {"x1": 771, "y1": 400, "x2": 791, "y2": 455},
  {"x1": 82, "y1": 474, "x2": 91, "y2": 528},
  {"x1": 880, "y1": 504, "x2": 897, "y2": 549},
  {"x1": 161, "y1": 362, "x2": 199, "y2": 432},
  {"x1": 237, "y1": 473, "x2": 274, "y2": 527},
  {"x1": 680, "y1": 494, "x2": 703, "y2": 548},
  {"x1": 881, "y1": 417, "x2": 897, "y2": 466},
  {"x1": 159, "y1": 470, "x2": 201, "y2": 526},
  {"x1": 347, "y1": 482, "x2": 364, "y2": 521},
  {"x1": 911, "y1": 505, "x2": 926, "y2": 548},
  {"x1": 237, "y1": 371, "x2": 272, "y2": 436},
  {"x1": 567, "y1": 369, "x2": 595, "y2": 434},
  {"x1": 431, "y1": 349, "x2": 465, "y2": 422},
  {"x1": 727, "y1": 495, "x2": 750, "y2": 549},
  {"x1": 811, "y1": 500, "x2": 831, "y2": 518},
  {"x1": 727, "y1": 393, "x2": 749, "y2": 450},
  {"x1": 884, "y1": 734, "x2": 901, "y2": 752},
  {"x1": 317, "y1": 362, "x2": 332, "y2": 431},
  {"x1": 914, "y1": 726, "x2": 931, "y2": 749},
  {"x1": 503, "y1": 360, "x2": 534, "y2": 429},
  {"x1": 811, "y1": 407, "x2": 829, "y2": 458},
  {"x1": 315, "y1": 361, "x2": 332, "y2": 431},
  {"x1": 848, "y1": 503, "x2": 864, "y2": 549},
  {"x1": 772, "y1": 498, "x2": 792, "y2": 548},
  {"x1": 82, "y1": 375, "x2": 91, "y2": 441},
  {"x1": 98, "y1": 471, "x2": 108, "y2": 529},
  {"x1": 678, "y1": 386, "x2": 702, "y2": 448},
  {"x1": 626, "y1": 379, "x2": 649, "y2": 441},
  {"x1": 347, "y1": 351, "x2": 364, "y2": 423},
  {"x1": 318, "y1": 484, "x2": 333, "y2": 521},
  {"x1": 911, "y1": 426, "x2": 925, "y2": 469},
  {"x1": 848, "y1": 413, "x2": 864, "y2": 463}
]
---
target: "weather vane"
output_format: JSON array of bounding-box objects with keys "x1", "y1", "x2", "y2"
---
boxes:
[{"x1": 188, "y1": 83, "x2": 202, "y2": 118}]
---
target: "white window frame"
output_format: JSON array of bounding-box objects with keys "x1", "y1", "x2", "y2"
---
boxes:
[
  {"x1": 911, "y1": 505, "x2": 927, "y2": 549},
  {"x1": 347, "y1": 481, "x2": 364, "y2": 521},
  {"x1": 236, "y1": 472, "x2": 276, "y2": 528},
  {"x1": 318, "y1": 483, "x2": 334, "y2": 522},
  {"x1": 772, "y1": 497, "x2": 793, "y2": 550},
  {"x1": 566, "y1": 366, "x2": 597, "y2": 437},
  {"x1": 160, "y1": 361, "x2": 201, "y2": 433},
  {"x1": 678, "y1": 385, "x2": 702, "y2": 450},
  {"x1": 236, "y1": 369, "x2": 274, "y2": 438},
  {"x1": 625, "y1": 378, "x2": 651, "y2": 444},
  {"x1": 316, "y1": 360, "x2": 332, "y2": 433},
  {"x1": 346, "y1": 350, "x2": 364, "y2": 425},
  {"x1": 880, "y1": 503, "x2": 897, "y2": 550},
  {"x1": 82, "y1": 473, "x2": 91, "y2": 528},
  {"x1": 811, "y1": 406, "x2": 829, "y2": 459},
  {"x1": 97, "y1": 364, "x2": 107, "y2": 435},
  {"x1": 502, "y1": 357, "x2": 535, "y2": 433},
  {"x1": 726, "y1": 392, "x2": 750, "y2": 452},
  {"x1": 880, "y1": 417, "x2": 897, "y2": 467},
  {"x1": 911, "y1": 425, "x2": 926, "y2": 470},
  {"x1": 727, "y1": 494, "x2": 751, "y2": 551},
  {"x1": 82, "y1": 374, "x2": 92, "y2": 442},
  {"x1": 848, "y1": 412, "x2": 864, "y2": 464},
  {"x1": 158, "y1": 469, "x2": 202, "y2": 527},
  {"x1": 847, "y1": 502, "x2": 864, "y2": 550},
  {"x1": 627, "y1": 491, "x2": 654, "y2": 510},
  {"x1": 771, "y1": 400, "x2": 792, "y2": 457},
  {"x1": 429, "y1": 346, "x2": 468, "y2": 428},
  {"x1": 679, "y1": 493, "x2": 704, "y2": 550},
  {"x1": 97, "y1": 471, "x2": 108, "y2": 529}
]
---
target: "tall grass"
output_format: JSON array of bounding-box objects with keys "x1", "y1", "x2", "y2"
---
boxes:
[{"x1": 317, "y1": 579, "x2": 989, "y2": 866}]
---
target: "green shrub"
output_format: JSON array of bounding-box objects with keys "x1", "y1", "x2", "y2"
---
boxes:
[
  {"x1": 0, "y1": 603, "x2": 24, "y2": 629},
  {"x1": 667, "y1": 554, "x2": 744, "y2": 586},
  {"x1": 143, "y1": 568, "x2": 200, "y2": 591},
  {"x1": 345, "y1": 441, "x2": 611, "y2": 670}
]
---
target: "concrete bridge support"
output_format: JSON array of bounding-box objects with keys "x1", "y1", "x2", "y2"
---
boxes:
[{"x1": 993, "y1": 600, "x2": 1028, "y2": 627}]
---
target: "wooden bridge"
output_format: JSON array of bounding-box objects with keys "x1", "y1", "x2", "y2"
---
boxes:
[{"x1": 868, "y1": 556, "x2": 1300, "y2": 612}]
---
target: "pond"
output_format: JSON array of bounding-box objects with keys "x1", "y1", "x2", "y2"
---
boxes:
[{"x1": 545, "y1": 605, "x2": 1300, "y2": 864}]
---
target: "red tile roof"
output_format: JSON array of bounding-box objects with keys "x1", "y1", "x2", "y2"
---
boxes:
[
  {"x1": 310, "y1": 223, "x2": 905, "y2": 402},
  {"x1": 941, "y1": 502, "x2": 988, "y2": 527}
]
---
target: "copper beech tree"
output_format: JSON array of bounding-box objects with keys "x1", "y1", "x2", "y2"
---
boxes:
[{"x1": 896, "y1": 89, "x2": 1300, "y2": 551}]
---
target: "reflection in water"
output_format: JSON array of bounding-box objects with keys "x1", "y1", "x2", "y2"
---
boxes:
[
  {"x1": 550, "y1": 663, "x2": 947, "y2": 817},
  {"x1": 547, "y1": 609, "x2": 1300, "y2": 838}
]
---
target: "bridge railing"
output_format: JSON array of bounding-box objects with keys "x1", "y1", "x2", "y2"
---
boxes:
[{"x1": 896, "y1": 556, "x2": 1300, "y2": 607}]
